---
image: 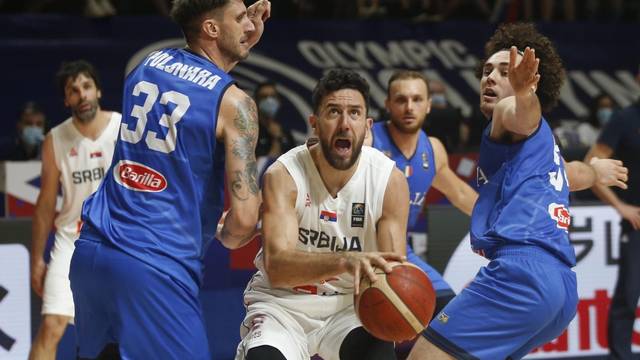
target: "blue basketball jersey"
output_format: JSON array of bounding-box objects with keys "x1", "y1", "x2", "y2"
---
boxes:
[
  {"x1": 371, "y1": 122, "x2": 435, "y2": 232},
  {"x1": 471, "y1": 118, "x2": 576, "y2": 267},
  {"x1": 80, "y1": 48, "x2": 234, "y2": 291}
]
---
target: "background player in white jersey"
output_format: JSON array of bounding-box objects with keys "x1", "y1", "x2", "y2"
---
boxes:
[
  {"x1": 29, "y1": 60, "x2": 120, "y2": 360},
  {"x1": 235, "y1": 69, "x2": 409, "y2": 360}
]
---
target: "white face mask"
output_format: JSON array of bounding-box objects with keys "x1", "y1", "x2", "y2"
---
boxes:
[
  {"x1": 597, "y1": 108, "x2": 613, "y2": 126},
  {"x1": 431, "y1": 94, "x2": 447, "y2": 107},
  {"x1": 258, "y1": 97, "x2": 281, "y2": 118},
  {"x1": 21, "y1": 126, "x2": 44, "y2": 146}
]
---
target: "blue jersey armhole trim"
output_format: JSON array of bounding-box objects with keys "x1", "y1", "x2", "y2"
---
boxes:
[
  {"x1": 483, "y1": 118, "x2": 544, "y2": 146},
  {"x1": 213, "y1": 79, "x2": 236, "y2": 131}
]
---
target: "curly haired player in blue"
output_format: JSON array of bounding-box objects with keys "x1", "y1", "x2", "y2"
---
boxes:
[{"x1": 408, "y1": 22, "x2": 628, "y2": 360}]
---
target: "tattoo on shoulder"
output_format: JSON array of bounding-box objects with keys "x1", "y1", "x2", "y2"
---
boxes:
[{"x1": 230, "y1": 95, "x2": 259, "y2": 200}]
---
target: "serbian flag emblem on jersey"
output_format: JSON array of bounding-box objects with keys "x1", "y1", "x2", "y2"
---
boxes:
[{"x1": 320, "y1": 210, "x2": 337, "y2": 222}]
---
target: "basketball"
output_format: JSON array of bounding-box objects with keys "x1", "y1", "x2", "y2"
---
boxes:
[{"x1": 354, "y1": 262, "x2": 436, "y2": 342}]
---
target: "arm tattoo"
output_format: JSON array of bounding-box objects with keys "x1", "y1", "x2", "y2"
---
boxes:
[{"x1": 230, "y1": 95, "x2": 259, "y2": 200}]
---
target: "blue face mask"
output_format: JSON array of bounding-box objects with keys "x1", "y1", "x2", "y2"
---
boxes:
[
  {"x1": 431, "y1": 94, "x2": 447, "y2": 107},
  {"x1": 597, "y1": 108, "x2": 613, "y2": 126},
  {"x1": 22, "y1": 126, "x2": 44, "y2": 147},
  {"x1": 258, "y1": 97, "x2": 281, "y2": 118}
]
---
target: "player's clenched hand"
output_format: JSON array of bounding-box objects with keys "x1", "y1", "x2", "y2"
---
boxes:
[
  {"x1": 31, "y1": 258, "x2": 47, "y2": 298},
  {"x1": 508, "y1": 46, "x2": 540, "y2": 97},
  {"x1": 248, "y1": 0, "x2": 271, "y2": 22},
  {"x1": 590, "y1": 157, "x2": 628, "y2": 189},
  {"x1": 343, "y1": 252, "x2": 406, "y2": 295},
  {"x1": 245, "y1": 0, "x2": 271, "y2": 50}
]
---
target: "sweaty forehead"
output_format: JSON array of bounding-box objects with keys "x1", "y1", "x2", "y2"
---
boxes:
[
  {"x1": 322, "y1": 89, "x2": 365, "y2": 107},
  {"x1": 485, "y1": 50, "x2": 522, "y2": 67},
  {"x1": 65, "y1": 73, "x2": 94, "y2": 88},
  {"x1": 389, "y1": 78, "x2": 427, "y2": 97}
]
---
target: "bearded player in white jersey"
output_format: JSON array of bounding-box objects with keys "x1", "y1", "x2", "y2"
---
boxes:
[
  {"x1": 29, "y1": 60, "x2": 121, "y2": 360},
  {"x1": 235, "y1": 69, "x2": 409, "y2": 360}
]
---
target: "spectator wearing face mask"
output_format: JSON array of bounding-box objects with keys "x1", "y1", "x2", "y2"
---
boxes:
[
  {"x1": 7, "y1": 101, "x2": 46, "y2": 161},
  {"x1": 421, "y1": 80, "x2": 463, "y2": 152},
  {"x1": 254, "y1": 81, "x2": 295, "y2": 159},
  {"x1": 579, "y1": 94, "x2": 616, "y2": 147}
]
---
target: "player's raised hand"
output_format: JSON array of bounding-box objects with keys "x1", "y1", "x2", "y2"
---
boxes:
[
  {"x1": 509, "y1": 46, "x2": 540, "y2": 97},
  {"x1": 248, "y1": 0, "x2": 271, "y2": 22},
  {"x1": 590, "y1": 157, "x2": 629, "y2": 189},
  {"x1": 246, "y1": 0, "x2": 271, "y2": 49},
  {"x1": 343, "y1": 252, "x2": 406, "y2": 295}
]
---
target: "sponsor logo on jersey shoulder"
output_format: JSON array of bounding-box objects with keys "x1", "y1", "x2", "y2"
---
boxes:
[
  {"x1": 114, "y1": 160, "x2": 167, "y2": 192},
  {"x1": 548, "y1": 202, "x2": 570, "y2": 230}
]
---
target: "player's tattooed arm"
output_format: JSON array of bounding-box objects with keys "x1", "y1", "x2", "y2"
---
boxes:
[
  {"x1": 218, "y1": 86, "x2": 261, "y2": 249},
  {"x1": 230, "y1": 95, "x2": 259, "y2": 201}
]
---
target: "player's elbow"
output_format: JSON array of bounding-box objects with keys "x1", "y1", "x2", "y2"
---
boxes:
[
  {"x1": 230, "y1": 209, "x2": 260, "y2": 236},
  {"x1": 263, "y1": 251, "x2": 288, "y2": 288}
]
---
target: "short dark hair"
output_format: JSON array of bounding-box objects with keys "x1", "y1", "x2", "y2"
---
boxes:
[
  {"x1": 19, "y1": 101, "x2": 44, "y2": 117},
  {"x1": 476, "y1": 22, "x2": 565, "y2": 113},
  {"x1": 254, "y1": 80, "x2": 278, "y2": 99},
  {"x1": 170, "y1": 0, "x2": 230, "y2": 42},
  {"x1": 56, "y1": 60, "x2": 101, "y2": 94},
  {"x1": 312, "y1": 69, "x2": 370, "y2": 115},
  {"x1": 387, "y1": 70, "x2": 430, "y2": 98}
]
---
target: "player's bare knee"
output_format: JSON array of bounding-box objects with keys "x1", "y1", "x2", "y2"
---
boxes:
[
  {"x1": 40, "y1": 315, "x2": 69, "y2": 341},
  {"x1": 407, "y1": 336, "x2": 454, "y2": 360}
]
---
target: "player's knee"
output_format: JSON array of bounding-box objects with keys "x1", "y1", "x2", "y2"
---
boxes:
[
  {"x1": 245, "y1": 345, "x2": 286, "y2": 360},
  {"x1": 340, "y1": 327, "x2": 395, "y2": 360},
  {"x1": 40, "y1": 315, "x2": 69, "y2": 341},
  {"x1": 407, "y1": 336, "x2": 454, "y2": 360}
]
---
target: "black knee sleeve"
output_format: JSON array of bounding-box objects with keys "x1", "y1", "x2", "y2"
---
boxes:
[
  {"x1": 245, "y1": 345, "x2": 286, "y2": 360},
  {"x1": 339, "y1": 327, "x2": 396, "y2": 360}
]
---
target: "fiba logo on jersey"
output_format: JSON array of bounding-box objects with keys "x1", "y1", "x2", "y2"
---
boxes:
[
  {"x1": 114, "y1": 160, "x2": 167, "y2": 193},
  {"x1": 548, "y1": 203, "x2": 570, "y2": 231}
]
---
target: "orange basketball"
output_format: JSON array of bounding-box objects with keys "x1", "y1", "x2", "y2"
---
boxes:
[{"x1": 354, "y1": 262, "x2": 436, "y2": 342}]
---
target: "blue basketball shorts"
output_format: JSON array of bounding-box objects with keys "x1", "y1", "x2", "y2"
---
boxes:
[
  {"x1": 407, "y1": 244, "x2": 455, "y2": 298},
  {"x1": 423, "y1": 246, "x2": 578, "y2": 360},
  {"x1": 69, "y1": 239, "x2": 210, "y2": 359}
]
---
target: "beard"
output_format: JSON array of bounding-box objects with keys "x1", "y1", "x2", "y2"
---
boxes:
[
  {"x1": 389, "y1": 112, "x2": 426, "y2": 134},
  {"x1": 319, "y1": 132, "x2": 364, "y2": 171},
  {"x1": 73, "y1": 100, "x2": 99, "y2": 123},
  {"x1": 218, "y1": 32, "x2": 249, "y2": 63}
]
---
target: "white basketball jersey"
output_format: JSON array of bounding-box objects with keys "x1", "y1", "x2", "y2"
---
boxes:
[
  {"x1": 249, "y1": 145, "x2": 395, "y2": 307},
  {"x1": 51, "y1": 112, "x2": 121, "y2": 246}
]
